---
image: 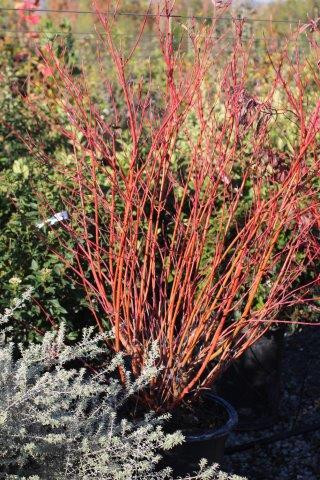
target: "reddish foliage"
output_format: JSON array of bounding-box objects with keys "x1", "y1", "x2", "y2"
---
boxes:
[{"x1": 16, "y1": 0, "x2": 41, "y2": 26}]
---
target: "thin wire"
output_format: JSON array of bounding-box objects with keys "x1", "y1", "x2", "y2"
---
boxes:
[
  {"x1": 0, "y1": 6, "x2": 307, "y2": 25},
  {"x1": 0, "y1": 29, "x2": 156, "y2": 37}
]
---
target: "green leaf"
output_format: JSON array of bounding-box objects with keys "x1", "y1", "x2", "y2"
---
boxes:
[{"x1": 31, "y1": 259, "x2": 39, "y2": 271}]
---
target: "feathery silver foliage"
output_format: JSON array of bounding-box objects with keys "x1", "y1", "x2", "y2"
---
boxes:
[{"x1": 0, "y1": 293, "x2": 245, "y2": 480}]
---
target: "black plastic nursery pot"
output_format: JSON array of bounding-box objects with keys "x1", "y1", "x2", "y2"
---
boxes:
[
  {"x1": 217, "y1": 328, "x2": 285, "y2": 428},
  {"x1": 162, "y1": 393, "x2": 238, "y2": 476}
]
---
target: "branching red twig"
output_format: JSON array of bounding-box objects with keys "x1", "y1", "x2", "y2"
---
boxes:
[{"x1": 28, "y1": 0, "x2": 320, "y2": 410}]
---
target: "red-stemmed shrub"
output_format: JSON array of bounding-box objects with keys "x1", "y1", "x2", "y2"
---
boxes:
[{"x1": 30, "y1": 1, "x2": 320, "y2": 411}]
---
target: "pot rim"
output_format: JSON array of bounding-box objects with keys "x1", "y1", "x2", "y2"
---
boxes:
[{"x1": 184, "y1": 392, "x2": 238, "y2": 443}]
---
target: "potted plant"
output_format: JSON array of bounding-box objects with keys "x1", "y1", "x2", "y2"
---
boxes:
[{"x1": 28, "y1": 0, "x2": 320, "y2": 475}]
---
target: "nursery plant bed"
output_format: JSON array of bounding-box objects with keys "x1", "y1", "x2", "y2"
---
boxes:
[{"x1": 161, "y1": 393, "x2": 238, "y2": 476}]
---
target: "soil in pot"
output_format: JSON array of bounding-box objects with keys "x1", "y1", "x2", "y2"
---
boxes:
[
  {"x1": 164, "y1": 394, "x2": 228, "y2": 434},
  {"x1": 160, "y1": 393, "x2": 238, "y2": 476},
  {"x1": 118, "y1": 392, "x2": 237, "y2": 476}
]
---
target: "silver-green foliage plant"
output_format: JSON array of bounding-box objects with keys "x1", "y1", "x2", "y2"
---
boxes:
[{"x1": 0, "y1": 293, "x2": 245, "y2": 480}]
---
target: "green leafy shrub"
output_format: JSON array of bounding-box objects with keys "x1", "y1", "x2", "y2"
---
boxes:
[{"x1": 0, "y1": 24, "x2": 94, "y2": 341}]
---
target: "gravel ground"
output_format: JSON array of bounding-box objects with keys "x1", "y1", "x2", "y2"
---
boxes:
[{"x1": 221, "y1": 327, "x2": 320, "y2": 480}]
